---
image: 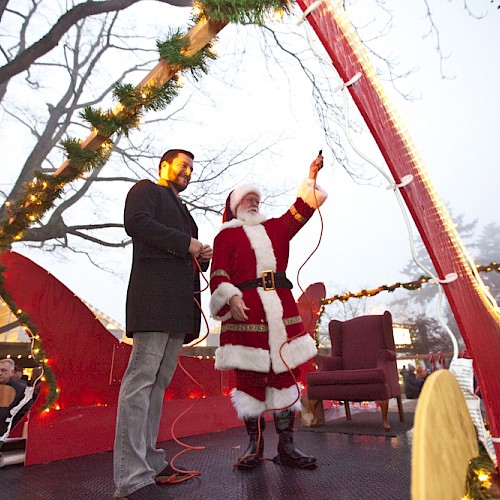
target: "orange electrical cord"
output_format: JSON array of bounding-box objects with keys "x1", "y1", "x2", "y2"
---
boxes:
[{"x1": 164, "y1": 259, "x2": 211, "y2": 482}]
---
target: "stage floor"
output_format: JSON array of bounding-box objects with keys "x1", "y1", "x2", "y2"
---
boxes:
[{"x1": 1, "y1": 400, "x2": 417, "y2": 500}]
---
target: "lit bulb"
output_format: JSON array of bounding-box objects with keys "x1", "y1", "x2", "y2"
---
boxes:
[
  {"x1": 477, "y1": 471, "x2": 490, "y2": 482},
  {"x1": 192, "y1": 3, "x2": 203, "y2": 17}
]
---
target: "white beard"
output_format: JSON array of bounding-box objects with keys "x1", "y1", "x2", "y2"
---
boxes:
[{"x1": 236, "y1": 208, "x2": 267, "y2": 225}]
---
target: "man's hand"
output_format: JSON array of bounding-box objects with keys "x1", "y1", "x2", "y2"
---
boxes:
[
  {"x1": 189, "y1": 238, "x2": 203, "y2": 258},
  {"x1": 199, "y1": 244, "x2": 213, "y2": 262},
  {"x1": 228, "y1": 295, "x2": 249, "y2": 321},
  {"x1": 308, "y1": 153, "x2": 324, "y2": 180}
]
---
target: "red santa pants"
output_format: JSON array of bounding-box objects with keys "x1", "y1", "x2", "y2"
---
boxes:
[{"x1": 235, "y1": 367, "x2": 300, "y2": 403}]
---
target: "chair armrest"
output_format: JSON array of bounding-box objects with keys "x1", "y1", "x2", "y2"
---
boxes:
[
  {"x1": 377, "y1": 349, "x2": 396, "y2": 366},
  {"x1": 316, "y1": 355, "x2": 343, "y2": 371}
]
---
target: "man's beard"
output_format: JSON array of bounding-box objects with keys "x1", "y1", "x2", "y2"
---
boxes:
[
  {"x1": 168, "y1": 177, "x2": 188, "y2": 193},
  {"x1": 236, "y1": 208, "x2": 266, "y2": 225}
]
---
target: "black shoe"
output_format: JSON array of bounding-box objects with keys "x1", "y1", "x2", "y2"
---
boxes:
[
  {"x1": 273, "y1": 410, "x2": 316, "y2": 469},
  {"x1": 155, "y1": 463, "x2": 192, "y2": 484},
  {"x1": 237, "y1": 416, "x2": 265, "y2": 470}
]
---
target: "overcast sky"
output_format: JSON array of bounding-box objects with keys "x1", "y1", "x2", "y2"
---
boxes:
[{"x1": 5, "y1": 1, "x2": 499, "y2": 329}]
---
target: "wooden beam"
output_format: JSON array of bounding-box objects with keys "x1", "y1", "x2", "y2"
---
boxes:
[{"x1": 54, "y1": 18, "x2": 227, "y2": 179}]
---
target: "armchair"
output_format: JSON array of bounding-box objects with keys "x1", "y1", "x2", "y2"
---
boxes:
[{"x1": 306, "y1": 311, "x2": 404, "y2": 431}]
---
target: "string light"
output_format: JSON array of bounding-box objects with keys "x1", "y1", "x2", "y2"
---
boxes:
[
  {"x1": 320, "y1": 264, "x2": 498, "y2": 307},
  {"x1": 311, "y1": 263, "x2": 499, "y2": 339}
]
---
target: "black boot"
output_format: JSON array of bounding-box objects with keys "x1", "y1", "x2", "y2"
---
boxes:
[
  {"x1": 237, "y1": 416, "x2": 265, "y2": 470},
  {"x1": 273, "y1": 410, "x2": 316, "y2": 469}
]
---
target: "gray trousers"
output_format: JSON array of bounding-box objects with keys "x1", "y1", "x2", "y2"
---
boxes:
[{"x1": 113, "y1": 331, "x2": 185, "y2": 498}]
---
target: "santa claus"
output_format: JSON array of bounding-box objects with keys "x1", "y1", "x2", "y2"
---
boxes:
[{"x1": 209, "y1": 154, "x2": 327, "y2": 470}]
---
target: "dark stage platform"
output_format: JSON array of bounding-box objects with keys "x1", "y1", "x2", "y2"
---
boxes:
[{"x1": 1, "y1": 402, "x2": 415, "y2": 500}]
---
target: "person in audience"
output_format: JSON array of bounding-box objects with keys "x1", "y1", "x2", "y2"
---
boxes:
[
  {"x1": 403, "y1": 364, "x2": 424, "y2": 399},
  {"x1": 0, "y1": 358, "x2": 28, "y2": 439}
]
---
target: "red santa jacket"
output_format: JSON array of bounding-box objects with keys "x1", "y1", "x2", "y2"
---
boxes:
[{"x1": 210, "y1": 180, "x2": 327, "y2": 374}]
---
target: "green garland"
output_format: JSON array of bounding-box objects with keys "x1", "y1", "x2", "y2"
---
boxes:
[
  {"x1": 113, "y1": 81, "x2": 181, "y2": 113},
  {"x1": 60, "y1": 137, "x2": 112, "y2": 171},
  {"x1": 0, "y1": 172, "x2": 65, "y2": 251},
  {"x1": 465, "y1": 442, "x2": 500, "y2": 499},
  {"x1": 320, "y1": 264, "x2": 500, "y2": 306},
  {"x1": 314, "y1": 263, "x2": 500, "y2": 342},
  {"x1": 194, "y1": 0, "x2": 291, "y2": 24},
  {"x1": 156, "y1": 29, "x2": 217, "y2": 81}
]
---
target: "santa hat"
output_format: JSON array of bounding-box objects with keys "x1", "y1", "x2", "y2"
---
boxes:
[{"x1": 222, "y1": 184, "x2": 261, "y2": 222}]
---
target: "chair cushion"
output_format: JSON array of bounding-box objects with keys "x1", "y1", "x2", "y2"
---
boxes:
[
  {"x1": 307, "y1": 368, "x2": 388, "y2": 386},
  {"x1": 307, "y1": 381, "x2": 390, "y2": 402},
  {"x1": 316, "y1": 355, "x2": 342, "y2": 371}
]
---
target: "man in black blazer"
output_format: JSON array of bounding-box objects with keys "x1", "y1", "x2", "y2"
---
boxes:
[{"x1": 113, "y1": 149, "x2": 212, "y2": 499}]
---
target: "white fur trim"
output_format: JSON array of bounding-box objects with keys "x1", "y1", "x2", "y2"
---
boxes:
[
  {"x1": 266, "y1": 385, "x2": 302, "y2": 413},
  {"x1": 230, "y1": 184, "x2": 261, "y2": 214},
  {"x1": 276, "y1": 334, "x2": 318, "y2": 375},
  {"x1": 220, "y1": 218, "x2": 244, "y2": 231},
  {"x1": 243, "y1": 225, "x2": 276, "y2": 274},
  {"x1": 254, "y1": 289, "x2": 317, "y2": 373},
  {"x1": 243, "y1": 223, "x2": 285, "y2": 371},
  {"x1": 219, "y1": 214, "x2": 267, "y2": 232},
  {"x1": 210, "y1": 282, "x2": 242, "y2": 320},
  {"x1": 242, "y1": 222, "x2": 316, "y2": 373},
  {"x1": 231, "y1": 388, "x2": 267, "y2": 419},
  {"x1": 297, "y1": 179, "x2": 328, "y2": 209},
  {"x1": 257, "y1": 287, "x2": 288, "y2": 372},
  {"x1": 215, "y1": 344, "x2": 270, "y2": 372}
]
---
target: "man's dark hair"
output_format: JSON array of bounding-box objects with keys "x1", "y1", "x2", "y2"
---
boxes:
[{"x1": 158, "y1": 149, "x2": 194, "y2": 175}]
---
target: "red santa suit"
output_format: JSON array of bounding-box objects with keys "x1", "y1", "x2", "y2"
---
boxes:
[{"x1": 210, "y1": 179, "x2": 327, "y2": 419}]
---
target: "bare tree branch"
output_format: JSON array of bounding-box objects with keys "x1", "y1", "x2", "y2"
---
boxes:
[{"x1": 0, "y1": 0, "x2": 190, "y2": 85}]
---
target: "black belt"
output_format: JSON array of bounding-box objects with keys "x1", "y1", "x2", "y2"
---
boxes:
[{"x1": 236, "y1": 271, "x2": 293, "y2": 291}]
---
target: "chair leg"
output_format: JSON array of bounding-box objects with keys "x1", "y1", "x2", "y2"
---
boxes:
[
  {"x1": 344, "y1": 401, "x2": 351, "y2": 421},
  {"x1": 376, "y1": 400, "x2": 390, "y2": 431},
  {"x1": 397, "y1": 396, "x2": 405, "y2": 423}
]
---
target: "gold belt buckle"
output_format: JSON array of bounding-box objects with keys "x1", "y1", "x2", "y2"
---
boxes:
[{"x1": 262, "y1": 270, "x2": 275, "y2": 291}]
